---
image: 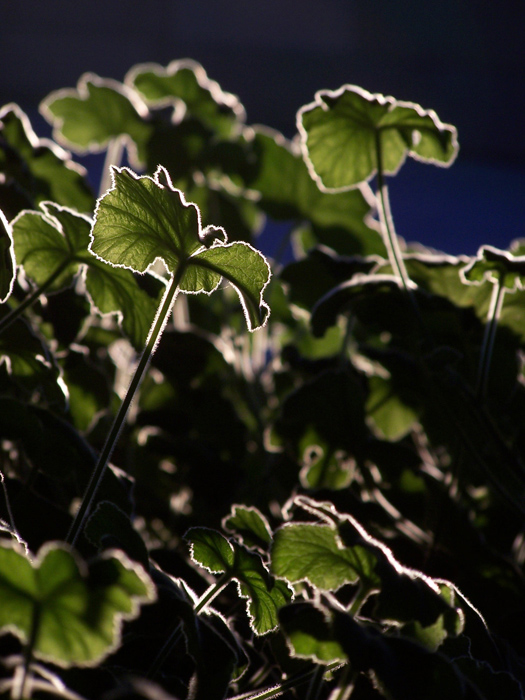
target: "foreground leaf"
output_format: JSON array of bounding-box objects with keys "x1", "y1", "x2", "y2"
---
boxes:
[
  {"x1": 298, "y1": 85, "x2": 458, "y2": 191},
  {"x1": 187, "y1": 527, "x2": 292, "y2": 634},
  {"x1": 0, "y1": 541, "x2": 155, "y2": 667},
  {"x1": 90, "y1": 165, "x2": 271, "y2": 330}
]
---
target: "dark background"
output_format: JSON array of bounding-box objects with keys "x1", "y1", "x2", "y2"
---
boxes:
[{"x1": 3, "y1": 1, "x2": 525, "y2": 256}]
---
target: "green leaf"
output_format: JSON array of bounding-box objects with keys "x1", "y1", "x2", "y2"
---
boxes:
[
  {"x1": 85, "y1": 501, "x2": 150, "y2": 570},
  {"x1": 11, "y1": 202, "x2": 161, "y2": 348},
  {"x1": 0, "y1": 103, "x2": 94, "y2": 215},
  {"x1": 222, "y1": 505, "x2": 272, "y2": 551},
  {"x1": 0, "y1": 208, "x2": 15, "y2": 302},
  {"x1": 461, "y1": 245, "x2": 525, "y2": 292},
  {"x1": 279, "y1": 602, "x2": 347, "y2": 664},
  {"x1": 366, "y1": 373, "x2": 421, "y2": 440},
  {"x1": 271, "y1": 522, "x2": 377, "y2": 592},
  {"x1": 298, "y1": 85, "x2": 458, "y2": 190},
  {"x1": 187, "y1": 528, "x2": 292, "y2": 635},
  {"x1": 228, "y1": 128, "x2": 383, "y2": 255},
  {"x1": 0, "y1": 541, "x2": 155, "y2": 667},
  {"x1": 91, "y1": 165, "x2": 271, "y2": 330},
  {"x1": 40, "y1": 74, "x2": 152, "y2": 166},
  {"x1": 127, "y1": 59, "x2": 245, "y2": 138}
]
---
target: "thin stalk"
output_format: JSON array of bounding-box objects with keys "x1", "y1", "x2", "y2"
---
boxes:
[
  {"x1": 305, "y1": 665, "x2": 325, "y2": 700},
  {"x1": 375, "y1": 132, "x2": 412, "y2": 295},
  {"x1": 15, "y1": 605, "x2": 41, "y2": 700},
  {"x1": 147, "y1": 573, "x2": 231, "y2": 679},
  {"x1": 228, "y1": 662, "x2": 347, "y2": 700},
  {"x1": 66, "y1": 264, "x2": 186, "y2": 547},
  {"x1": 99, "y1": 137, "x2": 125, "y2": 197},
  {"x1": 475, "y1": 280, "x2": 506, "y2": 399},
  {"x1": 0, "y1": 260, "x2": 71, "y2": 336}
]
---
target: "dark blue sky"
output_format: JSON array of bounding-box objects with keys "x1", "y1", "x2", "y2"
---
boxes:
[{"x1": 3, "y1": 1, "x2": 524, "y2": 256}]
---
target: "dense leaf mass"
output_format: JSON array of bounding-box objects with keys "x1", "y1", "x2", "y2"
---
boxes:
[{"x1": 0, "y1": 58, "x2": 524, "y2": 700}]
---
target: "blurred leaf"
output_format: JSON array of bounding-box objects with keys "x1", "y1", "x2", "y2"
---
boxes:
[
  {"x1": 187, "y1": 527, "x2": 292, "y2": 634},
  {"x1": 40, "y1": 74, "x2": 152, "y2": 166},
  {"x1": 127, "y1": 59, "x2": 245, "y2": 138},
  {"x1": 91, "y1": 165, "x2": 271, "y2": 330},
  {"x1": 298, "y1": 85, "x2": 458, "y2": 190},
  {"x1": 0, "y1": 208, "x2": 15, "y2": 302},
  {"x1": 0, "y1": 103, "x2": 94, "y2": 214},
  {"x1": 461, "y1": 245, "x2": 525, "y2": 292},
  {"x1": 85, "y1": 501, "x2": 150, "y2": 570},
  {"x1": 366, "y1": 373, "x2": 421, "y2": 440},
  {"x1": 0, "y1": 541, "x2": 155, "y2": 667}
]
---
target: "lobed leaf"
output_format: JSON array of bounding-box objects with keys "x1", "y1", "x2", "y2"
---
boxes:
[
  {"x1": 127, "y1": 59, "x2": 245, "y2": 137},
  {"x1": 91, "y1": 165, "x2": 271, "y2": 330},
  {"x1": 298, "y1": 85, "x2": 458, "y2": 191},
  {"x1": 271, "y1": 522, "x2": 377, "y2": 592},
  {"x1": 222, "y1": 505, "x2": 273, "y2": 551},
  {"x1": 0, "y1": 541, "x2": 155, "y2": 667},
  {"x1": 187, "y1": 527, "x2": 292, "y2": 634},
  {"x1": 461, "y1": 244, "x2": 525, "y2": 292},
  {"x1": 40, "y1": 74, "x2": 152, "y2": 166}
]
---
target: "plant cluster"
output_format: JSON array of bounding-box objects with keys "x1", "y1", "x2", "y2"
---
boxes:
[{"x1": 1, "y1": 58, "x2": 525, "y2": 699}]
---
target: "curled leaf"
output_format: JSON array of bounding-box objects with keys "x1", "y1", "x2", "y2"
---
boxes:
[{"x1": 461, "y1": 245, "x2": 525, "y2": 292}]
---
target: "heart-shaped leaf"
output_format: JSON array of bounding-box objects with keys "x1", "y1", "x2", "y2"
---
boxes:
[
  {"x1": 0, "y1": 209, "x2": 15, "y2": 302},
  {"x1": 126, "y1": 59, "x2": 245, "y2": 138},
  {"x1": 11, "y1": 202, "x2": 162, "y2": 348},
  {"x1": 40, "y1": 74, "x2": 152, "y2": 167},
  {"x1": 0, "y1": 541, "x2": 155, "y2": 667},
  {"x1": 186, "y1": 527, "x2": 292, "y2": 635},
  {"x1": 90, "y1": 165, "x2": 271, "y2": 330},
  {"x1": 461, "y1": 245, "x2": 525, "y2": 292},
  {"x1": 298, "y1": 85, "x2": 458, "y2": 191}
]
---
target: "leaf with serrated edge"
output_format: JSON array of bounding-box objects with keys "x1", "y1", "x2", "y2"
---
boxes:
[
  {"x1": 298, "y1": 84, "x2": 458, "y2": 191},
  {"x1": 0, "y1": 540, "x2": 155, "y2": 667},
  {"x1": 90, "y1": 165, "x2": 271, "y2": 331},
  {"x1": 222, "y1": 505, "x2": 272, "y2": 550}
]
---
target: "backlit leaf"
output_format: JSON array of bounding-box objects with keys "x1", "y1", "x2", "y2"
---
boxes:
[
  {"x1": 222, "y1": 505, "x2": 272, "y2": 551},
  {"x1": 298, "y1": 85, "x2": 458, "y2": 191},
  {"x1": 90, "y1": 166, "x2": 271, "y2": 330},
  {"x1": 0, "y1": 541, "x2": 155, "y2": 667},
  {"x1": 40, "y1": 74, "x2": 152, "y2": 167},
  {"x1": 461, "y1": 245, "x2": 525, "y2": 292}
]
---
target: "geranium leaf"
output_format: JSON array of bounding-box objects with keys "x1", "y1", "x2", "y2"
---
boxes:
[
  {"x1": 222, "y1": 505, "x2": 272, "y2": 551},
  {"x1": 298, "y1": 85, "x2": 458, "y2": 191},
  {"x1": 279, "y1": 602, "x2": 347, "y2": 664},
  {"x1": 127, "y1": 59, "x2": 245, "y2": 137},
  {"x1": 461, "y1": 245, "x2": 525, "y2": 292},
  {"x1": 11, "y1": 202, "x2": 161, "y2": 348},
  {"x1": 91, "y1": 166, "x2": 271, "y2": 330},
  {"x1": 187, "y1": 528, "x2": 292, "y2": 635},
  {"x1": 0, "y1": 209, "x2": 15, "y2": 302},
  {"x1": 271, "y1": 522, "x2": 377, "y2": 592},
  {"x1": 0, "y1": 541, "x2": 155, "y2": 667},
  {"x1": 0, "y1": 104, "x2": 94, "y2": 215},
  {"x1": 40, "y1": 74, "x2": 152, "y2": 167}
]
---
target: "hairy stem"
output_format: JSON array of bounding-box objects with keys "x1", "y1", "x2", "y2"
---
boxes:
[
  {"x1": 66, "y1": 264, "x2": 186, "y2": 547},
  {"x1": 194, "y1": 573, "x2": 231, "y2": 614},
  {"x1": 476, "y1": 280, "x2": 506, "y2": 399},
  {"x1": 99, "y1": 137, "x2": 125, "y2": 197},
  {"x1": 0, "y1": 260, "x2": 71, "y2": 336}
]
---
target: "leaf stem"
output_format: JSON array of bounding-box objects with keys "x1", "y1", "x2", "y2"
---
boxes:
[
  {"x1": 0, "y1": 260, "x2": 71, "y2": 336},
  {"x1": 99, "y1": 137, "x2": 125, "y2": 197},
  {"x1": 228, "y1": 662, "x2": 346, "y2": 700},
  {"x1": 66, "y1": 264, "x2": 186, "y2": 547},
  {"x1": 194, "y1": 573, "x2": 232, "y2": 614},
  {"x1": 475, "y1": 279, "x2": 506, "y2": 399}
]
